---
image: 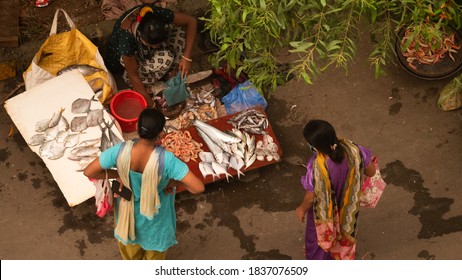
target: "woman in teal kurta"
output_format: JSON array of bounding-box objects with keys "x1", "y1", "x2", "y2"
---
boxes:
[{"x1": 84, "y1": 108, "x2": 204, "y2": 259}]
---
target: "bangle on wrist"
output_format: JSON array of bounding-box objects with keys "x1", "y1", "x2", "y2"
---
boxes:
[{"x1": 181, "y1": 55, "x2": 192, "y2": 62}]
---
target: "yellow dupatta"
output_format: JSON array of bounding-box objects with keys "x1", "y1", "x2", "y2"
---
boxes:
[
  {"x1": 312, "y1": 139, "x2": 364, "y2": 260},
  {"x1": 114, "y1": 140, "x2": 163, "y2": 244}
]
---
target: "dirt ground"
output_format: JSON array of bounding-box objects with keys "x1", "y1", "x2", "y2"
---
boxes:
[{"x1": 1, "y1": 1, "x2": 462, "y2": 260}]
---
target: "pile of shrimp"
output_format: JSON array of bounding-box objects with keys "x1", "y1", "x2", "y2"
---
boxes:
[
  {"x1": 160, "y1": 130, "x2": 203, "y2": 162},
  {"x1": 401, "y1": 28, "x2": 461, "y2": 70}
]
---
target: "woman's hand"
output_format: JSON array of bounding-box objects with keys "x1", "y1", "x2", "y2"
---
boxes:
[
  {"x1": 113, "y1": 178, "x2": 124, "y2": 199},
  {"x1": 172, "y1": 12, "x2": 197, "y2": 79},
  {"x1": 178, "y1": 56, "x2": 192, "y2": 78},
  {"x1": 296, "y1": 206, "x2": 306, "y2": 223},
  {"x1": 296, "y1": 191, "x2": 314, "y2": 224},
  {"x1": 122, "y1": 55, "x2": 155, "y2": 107},
  {"x1": 163, "y1": 185, "x2": 176, "y2": 195}
]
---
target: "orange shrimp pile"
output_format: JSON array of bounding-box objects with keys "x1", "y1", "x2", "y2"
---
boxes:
[
  {"x1": 401, "y1": 28, "x2": 461, "y2": 70},
  {"x1": 160, "y1": 130, "x2": 203, "y2": 162}
]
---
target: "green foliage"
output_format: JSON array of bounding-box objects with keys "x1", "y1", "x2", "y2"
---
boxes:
[{"x1": 202, "y1": 0, "x2": 462, "y2": 93}]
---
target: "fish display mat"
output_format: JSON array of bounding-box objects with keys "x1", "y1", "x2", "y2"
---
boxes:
[{"x1": 4, "y1": 71, "x2": 123, "y2": 206}]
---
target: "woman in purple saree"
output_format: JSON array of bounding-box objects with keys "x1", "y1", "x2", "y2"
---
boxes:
[{"x1": 296, "y1": 120, "x2": 376, "y2": 260}]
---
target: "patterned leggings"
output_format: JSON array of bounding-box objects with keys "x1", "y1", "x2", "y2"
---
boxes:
[{"x1": 122, "y1": 26, "x2": 186, "y2": 88}]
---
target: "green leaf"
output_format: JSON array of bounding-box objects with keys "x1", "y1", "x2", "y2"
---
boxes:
[
  {"x1": 320, "y1": 0, "x2": 326, "y2": 7},
  {"x1": 221, "y1": 43, "x2": 230, "y2": 51},
  {"x1": 371, "y1": 6, "x2": 377, "y2": 23},
  {"x1": 242, "y1": 9, "x2": 248, "y2": 22},
  {"x1": 260, "y1": 0, "x2": 266, "y2": 10},
  {"x1": 301, "y1": 72, "x2": 313, "y2": 84}
]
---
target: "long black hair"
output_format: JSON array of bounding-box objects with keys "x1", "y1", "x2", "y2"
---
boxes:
[
  {"x1": 137, "y1": 108, "x2": 165, "y2": 140},
  {"x1": 303, "y1": 119, "x2": 345, "y2": 163}
]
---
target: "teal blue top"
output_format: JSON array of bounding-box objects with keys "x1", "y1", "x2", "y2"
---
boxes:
[{"x1": 99, "y1": 143, "x2": 188, "y2": 252}]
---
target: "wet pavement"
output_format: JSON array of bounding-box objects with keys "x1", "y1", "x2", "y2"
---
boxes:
[{"x1": 1, "y1": 28, "x2": 461, "y2": 260}]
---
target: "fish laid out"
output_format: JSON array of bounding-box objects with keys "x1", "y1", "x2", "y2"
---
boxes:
[
  {"x1": 193, "y1": 110, "x2": 280, "y2": 182},
  {"x1": 194, "y1": 119, "x2": 241, "y2": 144},
  {"x1": 227, "y1": 108, "x2": 268, "y2": 135},
  {"x1": 69, "y1": 143, "x2": 100, "y2": 171},
  {"x1": 56, "y1": 130, "x2": 70, "y2": 143},
  {"x1": 71, "y1": 97, "x2": 95, "y2": 114},
  {"x1": 64, "y1": 132, "x2": 85, "y2": 148},
  {"x1": 198, "y1": 161, "x2": 217, "y2": 181},
  {"x1": 39, "y1": 140, "x2": 66, "y2": 160},
  {"x1": 28, "y1": 133, "x2": 46, "y2": 146},
  {"x1": 198, "y1": 152, "x2": 230, "y2": 181},
  {"x1": 99, "y1": 123, "x2": 112, "y2": 152},
  {"x1": 105, "y1": 121, "x2": 123, "y2": 146},
  {"x1": 49, "y1": 108, "x2": 65, "y2": 128},
  {"x1": 29, "y1": 96, "x2": 123, "y2": 168},
  {"x1": 70, "y1": 116, "x2": 88, "y2": 132},
  {"x1": 86, "y1": 109, "x2": 104, "y2": 127},
  {"x1": 193, "y1": 119, "x2": 264, "y2": 181},
  {"x1": 189, "y1": 87, "x2": 216, "y2": 105},
  {"x1": 35, "y1": 119, "x2": 51, "y2": 132},
  {"x1": 196, "y1": 126, "x2": 225, "y2": 164}
]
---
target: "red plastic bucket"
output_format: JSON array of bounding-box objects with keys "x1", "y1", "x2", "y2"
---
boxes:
[{"x1": 110, "y1": 90, "x2": 147, "y2": 133}]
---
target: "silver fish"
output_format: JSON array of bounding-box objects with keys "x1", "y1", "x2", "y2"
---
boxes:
[
  {"x1": 71, "y1": 116, "x2": 88, "y2": 132},
  {"x1": 230, "y1": 143, "x2": 245, "y2": 159},
  {"x1": 39, "y1": 140, "x2": 54, "y2": 158},
  {"x1": 193, "y1": 119, "x2": 241, "y2": 144},
  {"x1": 44, "y1": 125, "x2": 60, "y2": 141},
  {"x1": 222, "y1": 152, "x2": 231, "y2": 165},
  {"x1": 231, "y1": 128, "x2": 246, "y2": 143},
  {"x1": 228, "y1": 109, "x2": 268, "y2": 134},
  {"x1": 64, "y1": 132, "x2": 84, "y2": 148},
  {"x1": 48, "y1": 145, "x2": 67, "y2": 160},
  {"x1": 57, "y1": 116, "x2": 69, "y2": 131},
  {"x1": 101, "y1": 131, "x2": 111, "y2": 151},
  {"x1": 56, "y1": 130, "x2": 70, "y2": 143},
  {"x1": 28, "y1": 133, "x2": 46, "y2": 146},
  {"x1": 198, "y1": 162, "x2": 216, "y2": 180},
  {"x1": 244, "y1": 151, "x2": 256, "y2": 169},
  {"x1": 247, "y1": 135, "x2": 256, "y2": 155},
  {"x1": 237, "y1": 142, "x2": 246, "y2": 157},
  {"x1": 219, "y1": 162, "x2": 229, "y2": 171},
  {"x1": 229, "y1": 155, "x2": 245, "y2": 180},
  {"x1": 199, "y1": 151, "x2": 215, "y2": 163},
  {"x1": 211, "y1": 162, "x2": 233, "y2": 182},
  {"x1": 48, "y1": 108, "x2": 65, "y2": 128},
  {"x1": 35, "y1": 119, "x2": 50, "y2": 132},
  {"x1": 196, "y1": 127, "x2": 224, "y2": 164},
  {"x1": 78, "y1": 138, "x2": 100, "y2": 147},
  {"x1": 87, "y1": 109, "x2": 103, "y2": 127},
  {"x1": 71, "y1": 146, "x2": 100, "y2": 157},
  {"x1": 57, "y1": 64, "x2": 103, "y2": 76},
  {"x1": 68, "y1": 153, "x2": 98, "y2": 161},
  {"x1": 71, "y1": 98, "x2": 92, "y2": 114},
  {"x1": 105, "y1": 120, "x2": 123, "y2": 146}
]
